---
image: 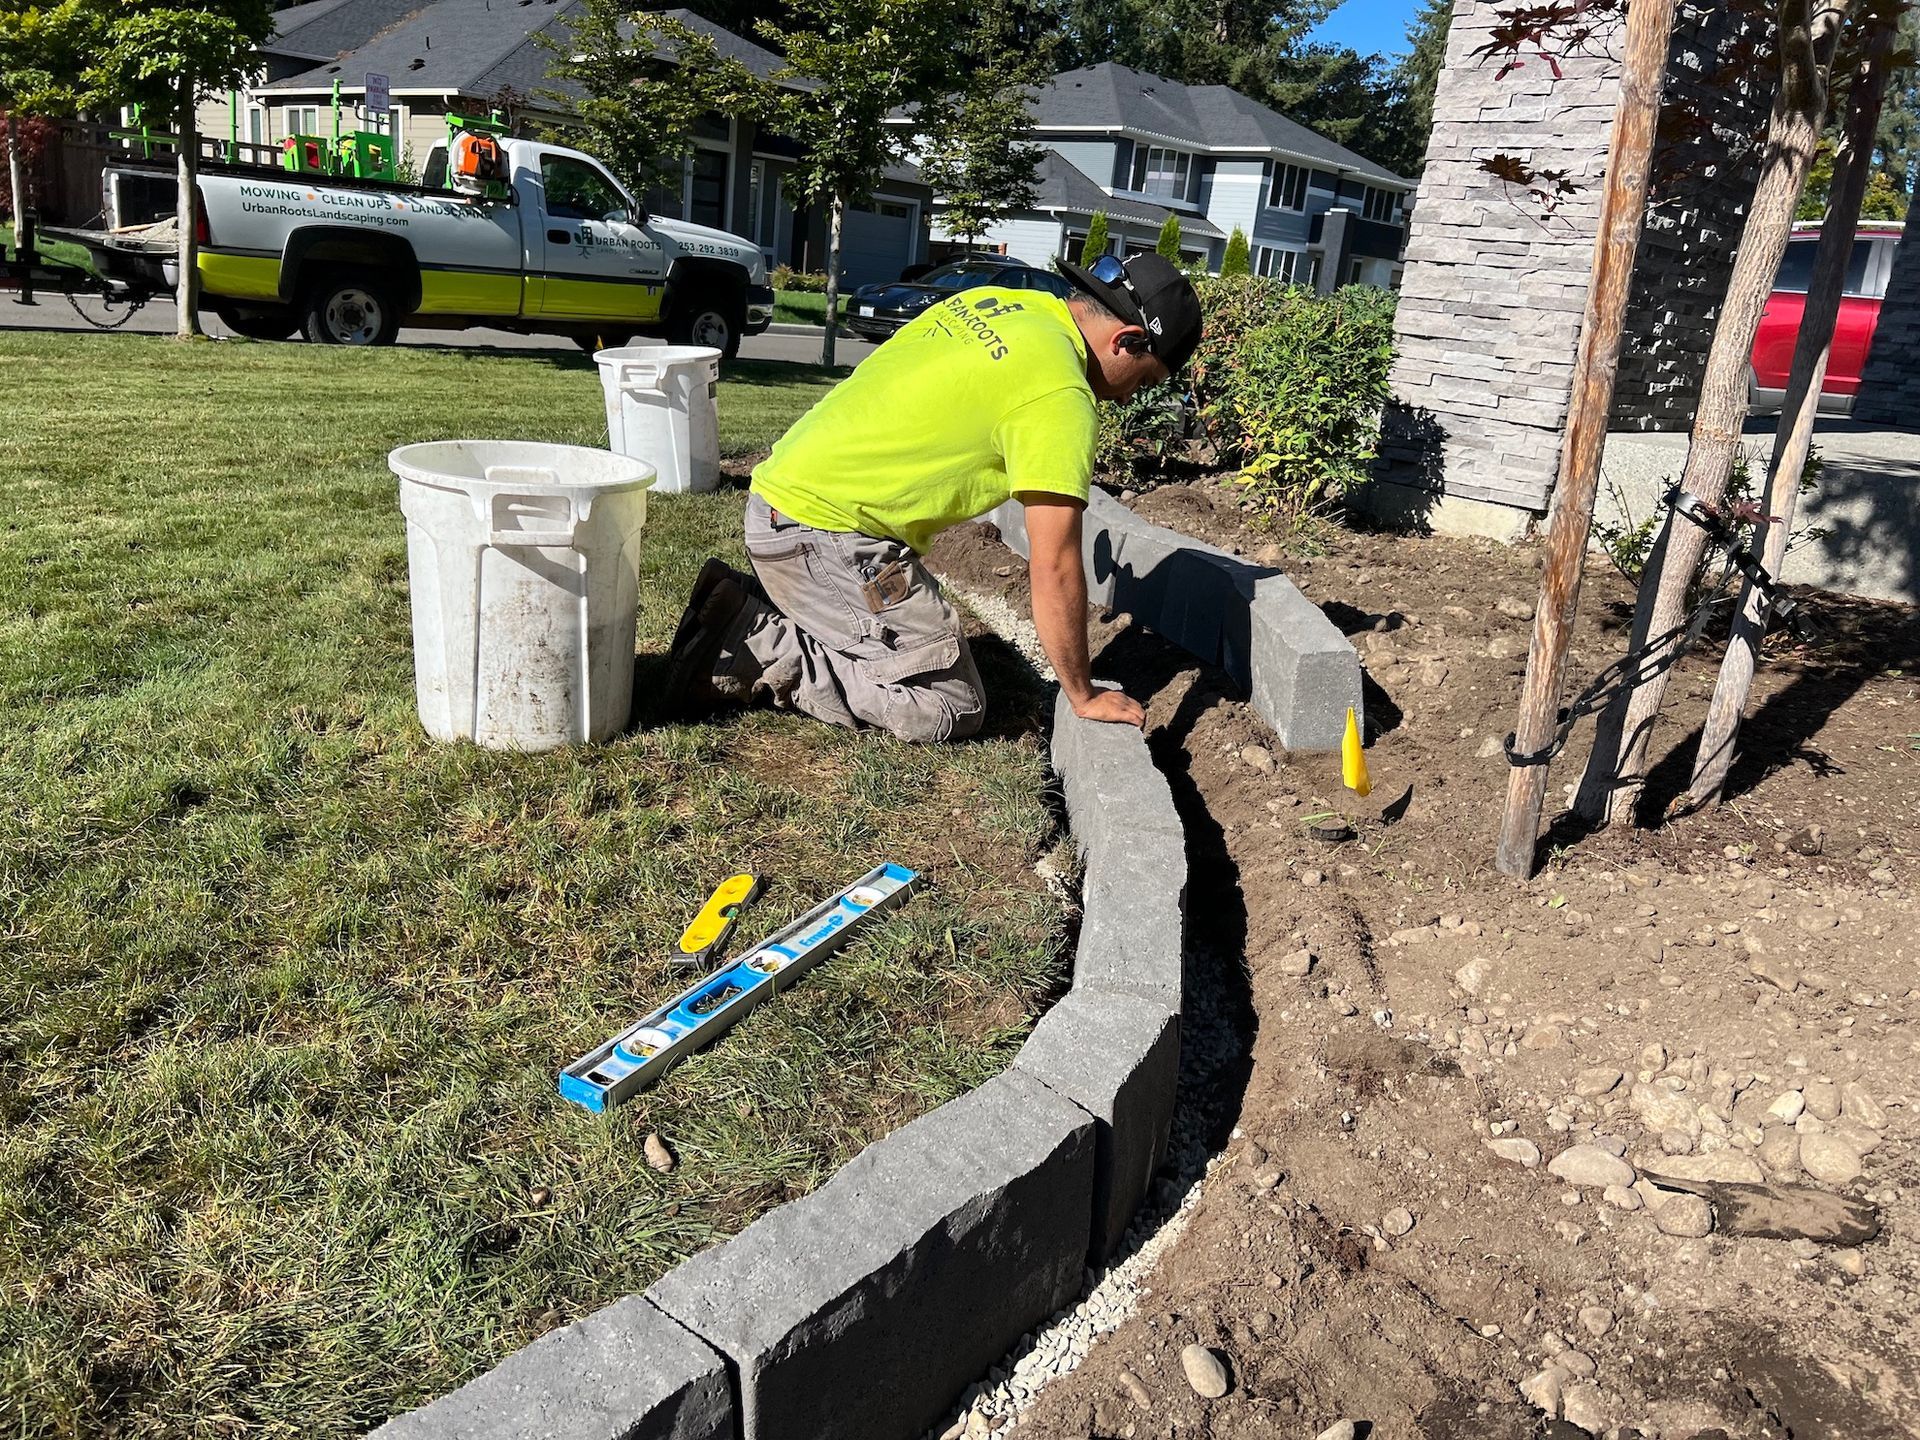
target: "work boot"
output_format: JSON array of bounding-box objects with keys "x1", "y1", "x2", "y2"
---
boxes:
[
  {"x1": 668, "y1": 558, "x2": 759, "y2": 660},
  {"x1": 662, "y1": 570, "x2": 759, "y2": 718}
]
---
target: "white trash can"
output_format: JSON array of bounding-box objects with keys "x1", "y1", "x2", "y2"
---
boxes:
[
  {"x1": 594, "y1": 344, "x2": 722, "y2": 494},
  {"x1": 390, "y1": 440, "x2": 654, "y2": 751}
]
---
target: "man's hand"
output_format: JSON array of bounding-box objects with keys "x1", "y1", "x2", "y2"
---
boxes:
[
  {"x1": 1073, "y1": 688, "x2": 1146, "y2": 728},
  {"x1": 1023, "y1": 494, "x2": 1145, "y2": 730}
]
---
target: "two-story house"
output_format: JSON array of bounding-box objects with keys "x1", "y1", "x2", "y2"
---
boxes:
[{"x1": 942, "y1": 63, "x2": 1416, "y2": 291}]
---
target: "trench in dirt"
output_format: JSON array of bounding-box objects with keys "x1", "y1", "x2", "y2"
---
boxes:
[{"x1": 927, "y1": 507, "x2": 1919, "y2": 1440}]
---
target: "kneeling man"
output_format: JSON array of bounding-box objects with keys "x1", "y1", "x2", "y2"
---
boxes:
[{"x1": 665, "y1": 253, "x2": 1201, "y2": 740}]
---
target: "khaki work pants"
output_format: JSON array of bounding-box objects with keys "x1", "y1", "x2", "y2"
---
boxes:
[{"x1": 718, "y1": 494, "x2": 986, "y2": 743}]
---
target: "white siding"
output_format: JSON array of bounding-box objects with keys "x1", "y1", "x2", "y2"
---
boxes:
[
  {"x1": 969, "y1": 216, "x2": 1064, "y2": 268},
  {"x1": 1202, "y1": 159, "x2": 1264, "y2": 248}
]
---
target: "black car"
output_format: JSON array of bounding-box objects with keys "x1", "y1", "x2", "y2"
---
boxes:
[{"x1": 842, "y1": 258, "x2": 1075, "y2": 342}]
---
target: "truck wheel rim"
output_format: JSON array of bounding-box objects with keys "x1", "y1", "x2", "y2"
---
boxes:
[
  {"x1": 690, "y1": 311, "x2": 730, "y2": 349},
  {"x1": 326, "y1": 288, "x2": 383, "y2": 344}
]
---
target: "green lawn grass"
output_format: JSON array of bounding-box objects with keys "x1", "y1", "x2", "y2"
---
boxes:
[
  {"x1": 0, "y1": 334, "x2": 1067, "y2": 1438},
  {"x1": 1, "y1": 221, "x2": 96, "y2": 276},
  {"x1": 771, "y1": 290, "x2": 851, "y2": 326}
]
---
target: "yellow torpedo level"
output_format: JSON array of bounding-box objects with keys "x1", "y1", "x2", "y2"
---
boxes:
[
  {"x1": 677, "y1": 873, "x2": 762, "y2": 966},
  {"x1": 1342, "y1": 707, "x2": 1371, "y2": 797}
]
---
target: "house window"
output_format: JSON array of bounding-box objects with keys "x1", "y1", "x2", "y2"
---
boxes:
[
  {"x1": 1268, "y1": 162, "x2": 1307, "y2": 211},
  {"x1": 1255, "y1": 246, "x2": 1305, "y2": 281},
  {"x1": 247, "y1": 106, "x2": 267, "y2": 146},
  {"x1": 285, "y1": 105, "x2": 319, "y2": 136},
  {"x1": 1349, "y1": 258, "x2": 1366, "y2": 285},
  {"x1": 1130, "y1": 146, "x2": 1196, "y2": 202},
  {"x1": 688, "y1": 147, "x2": 729, "y2": 230},
  {"x1": 1362, "y1": 186, "x2": 1395, "y2": 223}
]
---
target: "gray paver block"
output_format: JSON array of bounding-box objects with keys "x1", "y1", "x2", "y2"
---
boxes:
[
  {"x1": 369, "y1": 1296, "x2": 732, "y2": 1440},
  {"x1": 1015, "y1": 987, "x2": 1180, "y2": 1262},
  {"x1": 647, "y1": 1070, "x2": 1095, "y2": 1440},
  {"x1": 1071, "y1": 826, "x2": 1186, "y2": 1006},
  {"x1": 999, "y1": 494, "x2": 1361, "y2": 753},
  {"x1": 1248, "y1": 576, "x2": 1366, "y2": 753},
  {"x1": 1050, "y1": 695, "x2": 1182, "y2": 859}
]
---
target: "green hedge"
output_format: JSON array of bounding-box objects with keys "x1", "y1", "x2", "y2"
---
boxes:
[
  {"x1": 1099, "y1": 278, "x2": 1398, "y2": 511},
  {"x1": 771, "y1": 265, "x2": 832, "y2": 293}
]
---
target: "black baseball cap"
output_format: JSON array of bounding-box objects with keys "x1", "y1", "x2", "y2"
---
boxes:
[{"x1": 1055, "y1": 251, "x2": 1204, "y2": 373}]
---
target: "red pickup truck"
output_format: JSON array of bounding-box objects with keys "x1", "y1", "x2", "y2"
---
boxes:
[{"x1": 1749, "y1": 219, "x2": 1904, "y2": 416}]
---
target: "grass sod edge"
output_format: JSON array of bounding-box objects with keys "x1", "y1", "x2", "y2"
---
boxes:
[
  {"x1": 375, "y1": 697, "x2": 1188, "y2": 1440},
  {"x1": 0, "y1": 332, "x2": 1063, "y2": 1438}
]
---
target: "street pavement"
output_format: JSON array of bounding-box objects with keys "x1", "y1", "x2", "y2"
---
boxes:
[{"x1": 0, "y1": 291, "x2": 876, "y2": 366}]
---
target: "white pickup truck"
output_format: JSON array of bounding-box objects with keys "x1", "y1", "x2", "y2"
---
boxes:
[{"x1": 69, "y1": 134, "x2": 774, "y2": 355}]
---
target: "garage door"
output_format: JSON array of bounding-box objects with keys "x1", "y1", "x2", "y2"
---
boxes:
[{"x1": 839, "y1": 197, "x2": 917, "y2": 288}]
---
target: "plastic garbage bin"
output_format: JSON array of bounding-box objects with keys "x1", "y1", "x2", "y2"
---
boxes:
[
  {"x1": 390, "y1": 440, "x2": 654, "y2": 751},
  {"x1": 594, "y1": 343, "x2": 722, "y2": 494}
]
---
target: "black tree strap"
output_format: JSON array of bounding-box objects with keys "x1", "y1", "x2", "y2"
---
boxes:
[{"x1": 1502, "y1": 486, "x2": 1815, "y2": 769}]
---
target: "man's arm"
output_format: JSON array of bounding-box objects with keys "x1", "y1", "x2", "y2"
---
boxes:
[{"x1": 1022, "y1": 495, "x2": 1146, "y2": 729}]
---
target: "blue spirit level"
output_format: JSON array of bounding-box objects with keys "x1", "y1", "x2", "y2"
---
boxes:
[{"x1": 559, "y1": 863, "x2": 920, "y2": 1112}]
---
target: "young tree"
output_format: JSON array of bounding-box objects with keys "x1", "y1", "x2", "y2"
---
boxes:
[
  {"x1": 87, "y1": 0, "x2": 275, "y2": 339},
  {"x1": 1155, "y1": 212, "x2": 1181, "y2": 259},
  {"x1": 760, "y1": 0, "x2": 973, "y2": 365},
  {"x1": 537, "y1": 3, "x2": 765, "y2": 204},
  {"x1": 915, "y1": 8, "x2": 1052, "y2": 250},
  {"x1": 1572, "y1": 0, "x2": 1854, "y2": 826},
  {"x1": 1080, "y1": 209, "x2": 1109, "y2": 263},
  {"x1": 1684, "y1": 3, "x2": 1903, "y2": 810},
  {"x1": 1221, "y1": 225, "x2": 1251, "y2": 275},
  {"x1": 0, "y1": 0, "x2": 93, "y2": 246}
]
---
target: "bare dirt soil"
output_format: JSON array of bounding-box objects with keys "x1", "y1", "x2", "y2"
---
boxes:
[{"x1": 927, "y1": 478, "x2": 1919, "y2": 1440}]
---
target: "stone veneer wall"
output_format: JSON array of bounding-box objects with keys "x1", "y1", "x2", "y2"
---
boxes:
[
  {"x1": 1614, "y1": 0, "x2": 1776, "y2": 431},
  {"x1": 1851, "y1": 198, "x2": 1920, "y2": 426},
  {"x1": 1372, "y1": 0, "x2": 1774, "y2": 529}
]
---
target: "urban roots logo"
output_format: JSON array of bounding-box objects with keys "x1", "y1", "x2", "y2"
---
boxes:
[{"x1": 943, "y1": 293, "x2": 1026, "y2": 360}]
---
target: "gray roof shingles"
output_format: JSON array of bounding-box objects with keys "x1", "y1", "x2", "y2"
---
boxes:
[
  {"x1": 1030, "y1": 62, "x2": 1412, "y2": 189},
  {"x1": 1027, "y1": 151, "x2": 1224, "y2": 237}
]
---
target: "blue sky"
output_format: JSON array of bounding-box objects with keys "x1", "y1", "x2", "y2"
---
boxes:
[{"x1": 1304, "y1": 0, "x2": 1427, "y2": 58}]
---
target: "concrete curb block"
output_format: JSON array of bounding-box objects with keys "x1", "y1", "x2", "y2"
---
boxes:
[
  {"x1": 371, "y1": 679, "x2": 1188, "y2": 1440},
  {"x1": 367, "y1": 1295, "x2": 732, "y2": 1440},
  {"x1": 649, "y1": 1070, "x2": 1094, "y2": 1439},
  {"x1": 989, "y1": 491, "x2": 1362, "y2": 751}
]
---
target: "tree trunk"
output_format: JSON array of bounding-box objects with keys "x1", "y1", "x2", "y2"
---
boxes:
[
  {"x1": 1683, "y1": 8, "x2": 1899, "y2": 810},
  {"x1": 1496, "y1": 0, "x2": 1681, "y2": 876},
  {"x1": 1571, "y1": 0, "x2": 1849, "y2": 826},
  {"x1": 821, "y1": 190, "x2": 844, "y2": 367},
  {"x1": 176, "y1": 76, "x2": 203, "y2": 340},
  {"x1": 5, "y1": 122, "x2": 26, "y2": 251}
]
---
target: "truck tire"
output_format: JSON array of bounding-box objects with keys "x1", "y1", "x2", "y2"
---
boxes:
[
  {"x1": 302, "y1": 270, "x2": 402, "y2": 346},
  {"x1": 668, "y1": 294, "x2": 743, "y2": 361},
  {"x1": 214, "y1": 302, "x2": 299, "y2": 342}
]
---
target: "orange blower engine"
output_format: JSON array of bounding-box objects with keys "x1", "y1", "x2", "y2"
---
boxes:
[{"x1": 450, "y1": 132, "x2": 504, "y2": 196}]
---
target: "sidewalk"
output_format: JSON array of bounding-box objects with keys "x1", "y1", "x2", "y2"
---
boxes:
[{"x1": 1599, "y1": 419, "x2": 1920, "y2": 605}]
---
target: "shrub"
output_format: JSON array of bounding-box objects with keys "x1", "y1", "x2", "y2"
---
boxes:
[
  {"x1": 1220, "y1": 228, "x2": 1251, "y2": 277},
  {"x1": 1080, "y1": 212, "x2": 1109, "y2": 265},
  {"x1": 771, "y1": 265, "x2": 831, "y2": 292},
  {"x1": 1155, "y1": 214, "x2": 1181, "y2": 260},
  {"x1": 1097, "y1": 278, "x2": 1399, "y2": 510}
]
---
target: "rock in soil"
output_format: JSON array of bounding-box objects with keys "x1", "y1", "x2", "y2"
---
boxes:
[
  {"x1": 643, "y1": 1133, "x2": 676, "y2": 1172},
  {"x1": 1800, "y1": 1131, "x2": 1866, "y2": 1185},
  {"x1": 1547, "y1": 1145, "x2": 1635, "y2": 1189},
  {"x1": 1651, "y1": 1192, "x2": 1715, "y2": 1237},
  {"x1": 1180, "y1": 1343, "x2": 1230, "y2": 1399}
]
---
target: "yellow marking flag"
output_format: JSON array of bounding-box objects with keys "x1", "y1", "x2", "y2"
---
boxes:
[{"x1": 1342, "y1": 707, "x2": 1371, "y2": 797}]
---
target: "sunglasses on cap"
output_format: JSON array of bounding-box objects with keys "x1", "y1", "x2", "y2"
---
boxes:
[{"x1": 1085, "y1": 254, "x2": 1151, "y2": 332}]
